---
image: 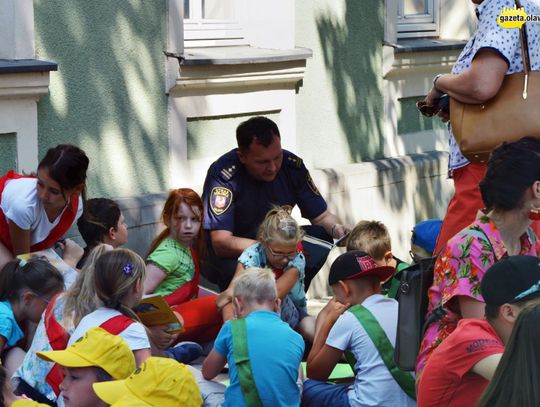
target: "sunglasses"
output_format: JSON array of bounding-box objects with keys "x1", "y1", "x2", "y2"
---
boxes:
[
  {"x1": 416, "y1": 101, "x2": 441, "y2": 117},
  {"x1": 416, "y1": 94, "x2": 450, "y2": 118},
  {"x1": 512, "y1": 279, "x2": 540, "y2": 302}
]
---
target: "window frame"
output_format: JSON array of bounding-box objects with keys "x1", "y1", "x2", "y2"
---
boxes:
[
  {"x1": 396, "y1": 0, "x2": 440, "y2": 39},
  {"x1": 183, "y1": 0, "x2": 248, "y2": 48}
]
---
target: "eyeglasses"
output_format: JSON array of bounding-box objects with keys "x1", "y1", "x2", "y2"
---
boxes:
[
  {"x1": 265, "y1": 246, "x2": 297, "y2": 261},
  {"x1": 513, "y1": 279, "x2": 540, "y2": 302}
]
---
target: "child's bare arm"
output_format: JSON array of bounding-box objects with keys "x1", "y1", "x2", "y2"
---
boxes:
[
  {"x1": 219, "y1": 263, "x2": 246, "y2": 321},
  {"x1": 306, "y1": 298, "x2": 349, "y2": 381},
  {"x1": 144, "y1": 264, "x2": 167, "y2": 294},
  {"x1": 276, "y1": 267, "x2": 300, "y2": 300},
  {"x1": 202, "y1": 349, "x2": 227, "y2": 380}
]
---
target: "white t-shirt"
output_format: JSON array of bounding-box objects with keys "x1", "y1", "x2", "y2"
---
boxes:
[
  {"x1": 326, "y1": 294, "x2": 416, "y2": 407},
  {"x1": 0, "y1": 178, "x2": 83, "y2": 245},
  {"x1": 69, "y1": 307, "x2": 150, "y2": 351}
]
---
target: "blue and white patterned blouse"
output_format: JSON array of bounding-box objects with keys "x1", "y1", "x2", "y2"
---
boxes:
[
  {"x1": 448, "y1": 0, "x2": 540, "y2": 172},
  {"x1": 238, "y1": 242, "x2": 307, "y2": 310}
]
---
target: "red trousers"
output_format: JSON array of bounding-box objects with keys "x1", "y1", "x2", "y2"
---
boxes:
[
  {"x1": 172, "y1": 294, "x2": 222, "y2": 343},
  {"x1": 435, "y1": 162, "x2": 540, "y2": 254},
  {"x1": 434, "y1": 163, "x2": 487, "y2": 254}
]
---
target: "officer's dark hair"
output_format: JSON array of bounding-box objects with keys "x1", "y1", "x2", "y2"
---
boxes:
[
  {"x1": 480, "y1": 136, "x2": 540, "y2": 212},
  {"x1": 236, "y1": 116, "x2": 280, "y2": 151}
]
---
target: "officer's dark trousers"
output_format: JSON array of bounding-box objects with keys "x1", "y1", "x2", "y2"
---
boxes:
[{"x1": 201, "y1": 225, "x2": 332, "y2": 292}]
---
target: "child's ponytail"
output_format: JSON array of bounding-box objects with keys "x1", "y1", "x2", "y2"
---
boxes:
[
  {"x1": 0, "y1": 258, "x2": 64, "y2": 301},
  {"x1": 257, "y1": 205, "x2": 304, "y2": 245},
  {"x1": 93, "y1": 248, "x2": 146, "y2": 321}
]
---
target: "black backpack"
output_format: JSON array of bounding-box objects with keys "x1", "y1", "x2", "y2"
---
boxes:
[{"x1": 393, "y1": 256, "x2": 440, "y2": 371}]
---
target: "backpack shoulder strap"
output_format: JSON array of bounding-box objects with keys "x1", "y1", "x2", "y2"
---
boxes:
[
  {"x1": 349, "y1": 304, "x2": 416, "y2": 401},
  {"x1": 230, "y1": 318, "x2": 264, "y2": 407}
]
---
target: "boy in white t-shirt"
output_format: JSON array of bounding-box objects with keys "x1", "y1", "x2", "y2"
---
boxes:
[{"x1": 303, "y1": 251, "x2": 416, "y2": 407}]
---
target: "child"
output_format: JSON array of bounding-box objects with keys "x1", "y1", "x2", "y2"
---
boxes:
[
  {"x1": 0, "y1": 144, "x2": 89, "y2": 268},
  {"x1": 202, "y1": 268, "x2": 304, "y2": 407},
  {"x1": 76, "y1": 198, "x2": 128, "y2": 268},
  {"x1": 0, "y1": 259, "x2": 64, "y2": 376},
  {"x1": 346, "y1": 220, "x2": 408, "y2": 299},
  {"x1": 69, "y1": 248, "x2": 200, "y2": 367},
  {"x1": 68, "y1": 248, "x2": 151, "y2": 366},
  {"x1": 303, "y1": 251, "x2": 416, "y2": 407},
  {"x1": 93, "y1": 357, "x2": 202, "y2": 407},
  {"x1": 218, "y1": 206, "x2": 314, "y2": 340},
  {"x1": 36, "y1": 327, "x2": 136, "y2": 407},
  {"x1": 410, "y1": 218, "x2": 443, "y2": 262},
  {"x1": 144, "y1": 188, "x2": 221, "y2": 343},
  {"x1": 14, "y1": 244, "x2": 112, "y2": 403}
]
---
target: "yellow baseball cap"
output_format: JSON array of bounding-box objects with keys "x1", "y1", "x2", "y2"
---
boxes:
[
  {"x1": 93, "y1": 357, "x2": 202, "y2": 407},
  {"x1": 11, "y1": 400, "x2": 50, "y2": 407},
  {"x1": 36, "y1": 327, "x2": 136, "y2": 380}
]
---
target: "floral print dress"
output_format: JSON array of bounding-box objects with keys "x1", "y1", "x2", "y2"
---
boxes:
[{"x1": 416, "y1": 213, "x2": 539, "y2": 376}]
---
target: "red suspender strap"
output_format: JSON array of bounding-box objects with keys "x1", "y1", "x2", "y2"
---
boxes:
[
  {"x1": 190, "y1": 247, "x2": 201, "y2": 293},
  {"x1": 163, "y1": 248, "x2": 200, "y2": 306},
  {"x1": 0, "y1": 170, "x2": 79, "y2": 252},
  {"x1": 44, "y1": 295, "x2": 70, "y2": 396},
  {"x1": 0, "y1": 171, "x2": 29, "y2": 252},
  {"x1": 99, "y1": 315, "x2": 135, "y2": 334}
]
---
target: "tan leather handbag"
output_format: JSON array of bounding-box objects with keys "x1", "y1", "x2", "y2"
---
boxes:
[{"x1": 450, "y1": 1, "x2": 540, "y2": 164}]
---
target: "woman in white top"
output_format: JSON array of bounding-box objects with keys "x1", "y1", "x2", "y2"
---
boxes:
[{"x1": 0, "y1": 144, "x2": 89, "y2": 268}]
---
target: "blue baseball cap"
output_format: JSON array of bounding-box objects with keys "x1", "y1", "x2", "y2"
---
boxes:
[{"x1": 411, "y1": 219, "x2": 443, "y2": 255}]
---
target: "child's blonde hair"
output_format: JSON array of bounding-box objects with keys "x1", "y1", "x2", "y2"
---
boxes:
[
  {"x1": 62, "y1": 244, "x2": 111, "y2": 328},
  {"x1": 94, "y1": 248, "x2": 146, "y2": 321},
  {"x1": 257, "y1": 206, "x2": 304, "y2": 246},
  {"x1": 346, "y1": 220, "x2": 391, "y2": 259},
  {"x1": 233, "y1": 268, "x2": 277, "y2": 306}
]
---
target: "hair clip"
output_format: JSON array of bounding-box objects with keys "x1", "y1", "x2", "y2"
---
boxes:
[
  {"x1": 123, "y1": 263, "x2": 134, "y2": 276},
  {"x1": 279, "y1": 219, "x2": 296, "y2": 233},
  {"x1": 19, "y1": 259, "x2": 27, "y2": 268}
]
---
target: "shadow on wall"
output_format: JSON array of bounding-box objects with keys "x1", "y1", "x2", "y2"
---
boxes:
[
  {"x1": 316, "y1": 0, "x2": 385, "y2": 162},
  {"x1": 34, "y1": 0, "x2": 169, "y2": 198},
  {"x1": 315, "y1": 0, "x2": 455, "y2": 238},
  {"x1": 307, "y1": 152, "x2": 452, "y2": 299}
]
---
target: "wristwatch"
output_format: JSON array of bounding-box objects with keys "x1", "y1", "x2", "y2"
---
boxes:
[{"x1": 433, "y1": 74, "x2": 443, "y2": 92}]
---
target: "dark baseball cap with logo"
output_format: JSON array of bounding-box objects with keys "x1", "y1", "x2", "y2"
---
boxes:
[
  {"x1": 328, "y1": 250, "x2": 395, "y2": 286},
  {"x1": 481, "y1": 255, "x2": 540, "y2": 306}
]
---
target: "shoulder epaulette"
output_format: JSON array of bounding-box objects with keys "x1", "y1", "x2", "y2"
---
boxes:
[
  {"x1": 219, "y1": 164, "x2": 238, "y2": 181},
  {"x1": 213, "y1": 150, "x2": 240, "y2": 182},
  {"x1": 284, "y1": 152, "x2": 303, "y2": 169}
]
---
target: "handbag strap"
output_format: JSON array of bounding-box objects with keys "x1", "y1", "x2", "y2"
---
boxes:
[
  {"x1": 230, "y1": 318, "x2": 264, "y2": 407},
  {"x1": 515, "y1": 0, "x2": 531, "y2": 97},
  {"x1": 348, "y1": 304, "x2": 416, "y2": 401}
]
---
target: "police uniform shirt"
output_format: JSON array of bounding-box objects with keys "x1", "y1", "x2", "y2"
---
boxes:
[{"x1": 202, "y1": 149, "x2": 327, "y2": 239}]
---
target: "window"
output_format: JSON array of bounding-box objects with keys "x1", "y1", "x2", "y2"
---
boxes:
[
  {"x1": 183, "y1": 0, "x2": 247, "y2": 47},
  {"x1": 397, "y1": 0, "x2": 439, "y2": 38}
]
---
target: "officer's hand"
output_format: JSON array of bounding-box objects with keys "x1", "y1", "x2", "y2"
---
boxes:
[{"x1": 332, "y1": 224, "x2": 350, "y2": 246}]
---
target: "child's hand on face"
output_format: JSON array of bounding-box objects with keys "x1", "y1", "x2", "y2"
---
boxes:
[{"x1": 324, "y1": 297, "x2": 350, "y2": 322}]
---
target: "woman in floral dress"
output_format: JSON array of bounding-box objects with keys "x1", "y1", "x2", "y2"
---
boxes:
[{"x1": 416, "y1": 137, "x2": 540, "y2": 377}]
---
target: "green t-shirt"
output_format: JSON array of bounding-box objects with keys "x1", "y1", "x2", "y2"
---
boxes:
[{"x1": 146, "y1": 238, "x2": 194, "y2": 296}]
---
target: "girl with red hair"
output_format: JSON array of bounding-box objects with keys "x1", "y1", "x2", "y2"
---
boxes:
[{"x1": 144, "y1": 188, "x2": 221, "y2": 343}]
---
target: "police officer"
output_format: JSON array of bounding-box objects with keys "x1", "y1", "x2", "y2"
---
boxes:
[{"x1": 202, "y1": 116, "x2": 349, "y2": 291}]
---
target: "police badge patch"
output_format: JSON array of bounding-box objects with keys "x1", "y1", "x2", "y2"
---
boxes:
[{"x1": 210, "y1": 187, "x2": 233, "y2": 215}]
